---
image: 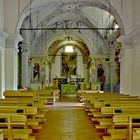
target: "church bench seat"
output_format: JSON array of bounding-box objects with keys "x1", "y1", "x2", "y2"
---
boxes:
[
  {"x1": 0, "y1": 130, "x2": 3, "y2": 140},
  {"x1": 0, "y1": 114, "x2": 38, "y2": 140},
  {"x1": 4, "y1": 90, "x2": 36, "y2": 98},
  {"x1": 36, "y1": 89, "x2": 60, "y2": 104},
  {"x1": 102, "y1": 136, "x2": 112, "y2": 140},
  {"x1": 0, "y1": 106, "x2": 37, "y2": 115},
  {"x1": 3, "y1": 129, "x2": 33, "y2": 139},
  {"x1": 113, "y1": 114, "x2": 140, "y2": 140},
  {"x1": 82, "y1": 93, "x2": 140, "y2": 140},
  {"x1": 95, "y1": 125, "x2": 112, "y2": 130},
  {"x1": 93, "y1": 101, "x2": 140, "y2": 109},
  {"x1": 103, "y1": 135, "x2": 125, "y2": 140},
  {"x1": 0, "y1": 99, "x2": 47, "y2": 117},
  {"x1": 97, "y1": 118, "x2": 113, "y2": 125},
  {"x1": 107, "y1": 128, "x2": 127, "y2": 139},
  {"x1": 0, "y1": 114, "x2": 26, "y2": 129},
  {"x1": 133, "y1": 128, "x2": 140, "y2": 140},
  {"x1": 31, "y1": 124, "x2": 42, "y2": 130},
  {"x1": 101, "y1": 106, "x2": 140, "y2": 115}
]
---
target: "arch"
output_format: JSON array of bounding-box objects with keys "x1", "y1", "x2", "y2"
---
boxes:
[
  {"x1": 47, "y1": 36, "x2": 90, "y2": 63},
  {"x1": 15, "y1": 0, "x2": 125, "y2": 35}
]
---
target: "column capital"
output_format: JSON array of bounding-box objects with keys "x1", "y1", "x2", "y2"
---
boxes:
[
  {"x1": 117, "y1": 35, "x2": 133, "y2": 49},
  {"x1": 6, "y1": 34, "x2": 23, "y2": 52},
  {"x1": 20, "y1": 41, "x2": 31, "y2": 53},
  {"x1": 118, "y1": 27, "x2": 140, "y2": 48},
  {"x1": 0, "y1": 30, "x2": 8, "y2": 46}
]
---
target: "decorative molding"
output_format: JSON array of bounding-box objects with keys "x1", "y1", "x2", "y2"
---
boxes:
[
  {"x1": 0, "y1": 30, "x2": 8, "y2": 47},
  {"x1": 19, "y1": 41, "x2": 31, "y2": 53},
  {"x1": 117, "y1": 26, "x2": 140, "y2": 49},
  {"x1": 5, "y1": 34, "x2": 23, "y2": 52},
  {"x1": 29, "y1": 54, "x2": 49, "y2": 66}
]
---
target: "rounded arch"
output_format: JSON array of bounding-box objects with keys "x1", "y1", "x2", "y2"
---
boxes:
[
  {"x1": 47, "y1": 36, "x2": 90, "y2": 63},
  {"x1": 15, "y1": 0, "x2": 125, "y2": 35},
  {"x1": 43, "y1": 31, "x2": 93, "y2": 54}
]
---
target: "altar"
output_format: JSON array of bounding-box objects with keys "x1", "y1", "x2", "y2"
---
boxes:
[
  {"x1": 61, "y1": 84, "x2": 76, "y2": 94},
  {"x1": 53, "y1": 77, "x2": 85, "y2": 94}
]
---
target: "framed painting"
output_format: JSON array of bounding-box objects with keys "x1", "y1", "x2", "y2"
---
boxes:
[{"x1": 62, "y1": 53, "x2": 77, "y2": 76}]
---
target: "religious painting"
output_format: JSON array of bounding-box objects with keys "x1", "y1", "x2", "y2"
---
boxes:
[{"x1": 62, "y1": 53, "x2": 77, "y2": 77}]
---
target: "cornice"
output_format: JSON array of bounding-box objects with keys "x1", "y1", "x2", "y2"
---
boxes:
[
  {"x1": 0, "y1": 30, "x2": 8, "y2": 47},
  {"x1": 6, "y1": 34, "x2": 23, "y2": 52},
  {"x1": 118, "y1": 26, "x2": 140, "y2": 49}
]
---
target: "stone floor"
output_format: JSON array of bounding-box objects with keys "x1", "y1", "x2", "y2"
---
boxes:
[{"x1": 36, "y1": 95, "x2": 102, "y2": 140}]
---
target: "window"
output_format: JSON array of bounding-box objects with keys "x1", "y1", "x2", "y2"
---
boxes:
[{"x1": 65, "y1": 46, "x2": 74, "y2": 53}]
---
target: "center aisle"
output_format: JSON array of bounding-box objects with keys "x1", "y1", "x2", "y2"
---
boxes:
[{"x1": 36, "y1": 95, "x2": 102, "y2": 140}]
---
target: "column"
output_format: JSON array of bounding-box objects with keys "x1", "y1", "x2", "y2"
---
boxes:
[
  {"x1": 0, "y1": 30, "x2": 7, "y2": 98},
  {"x1": 120, "y1": 47, "x2": 133, "y2": 95},
  {"x1": 5, "y1": 34, "x2": 22, "y2": 90},
  {"x1": 110, "y1": 63, "x2": 115, "y2": 93},
  {"x1": 49, "y1": 64, "x2": 52, "y2": 85},
  {"x1": 21, "y1": 43, "x2": 30, "y2": 87}
]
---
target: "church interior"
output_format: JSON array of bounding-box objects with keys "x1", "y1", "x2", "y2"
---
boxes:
[{"x1": 0, "y1": 0, "x2": 140, "y2": 139}]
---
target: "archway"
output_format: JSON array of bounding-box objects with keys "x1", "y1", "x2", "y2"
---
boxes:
[{"x1": 14, "y1": 0, "x2": 124, "y2": 92}]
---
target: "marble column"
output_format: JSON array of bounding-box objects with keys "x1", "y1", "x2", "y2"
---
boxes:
[{"x1": 5, "y1": 34, "x2": 22, "y2": 90}]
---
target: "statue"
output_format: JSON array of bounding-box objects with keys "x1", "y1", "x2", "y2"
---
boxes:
[
  {"x1": 97, "y1": 64, "x2": 104, "y2": 80},
  {"x1": 33, "y1": 63, "x2": 40, "y2": 81}
]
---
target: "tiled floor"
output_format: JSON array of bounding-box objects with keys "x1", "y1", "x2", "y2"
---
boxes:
[{"x1": 36, "y1": 95, "x2": 102, "y2": 140}]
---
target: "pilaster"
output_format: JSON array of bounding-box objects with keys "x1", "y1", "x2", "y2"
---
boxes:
[
  {"x1": 5, "y1": 34, "x2": 23, "y2": 90},
  {"x1": 118, "y1": 35, "x2": 133, "y2": 95},
  {"x1": 21, "y1": 42, "x2": 30, "y2": 87},
  {"x1": 0, "y1": 30, "x2": 7, "y2": 97}
]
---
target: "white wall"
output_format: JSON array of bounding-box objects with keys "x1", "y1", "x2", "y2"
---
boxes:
[
  {"x1": 132, "y1": 0, "x2": 140, "y2": 30},
  {"x1": 0, "y1": 0, "x2": 4, "y2": 29},
  {"x1": 4, "y1": 0, "x2": 19, "y2": 33}
]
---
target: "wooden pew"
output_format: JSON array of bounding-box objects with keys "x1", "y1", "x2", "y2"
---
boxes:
[
  {"x1": 102, "y1": 113, "x2": 140, "y2": 140},
  {"x1": 3, "y1": 90, "x2": 48, "y2": 121},
  {"x1": 101, "y1": 106, "x2": 140, "y2": 115},
  {"x1": 0, "y1": 106, "x2": 40, "y2": 129},
  {"x1": 0, "y1": 130, "x2": 3, "y2": 140},
  {"x1": 0, "y1": 114, "x2": 36, "y2": 140},
  {"x1": 2, "y1": 90, "x2": 49, "y2": 139},
  {"x1": 133, "y1": 128, "x2": 140, "y2": 140},
  {"x1": 82, "y1": 93, "x2": 140, "y2": 140},
  {"x1": 36, "y1": 89, "x2": 60, "y2": 104},
  {"x1": 4, "y1": 90, "x2": 36, "y2": 100},
  {"x1": 113, "y1": 114, "x2": 140, "y2": 140}
]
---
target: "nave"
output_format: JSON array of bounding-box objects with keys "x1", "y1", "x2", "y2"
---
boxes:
[{"x1": 36, "y1": 95, "x2": 101, "y2": 140}]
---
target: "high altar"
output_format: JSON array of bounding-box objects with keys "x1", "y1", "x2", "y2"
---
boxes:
[{"x1": 53, "y1": 77, "x2": 85, "y2": 94}]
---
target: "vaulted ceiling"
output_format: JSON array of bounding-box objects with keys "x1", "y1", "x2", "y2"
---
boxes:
[{"x1": 19, "y1": 0, "x2": 123, "y2": 59}]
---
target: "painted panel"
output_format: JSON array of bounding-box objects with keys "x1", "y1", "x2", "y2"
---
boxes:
[{"x1": 62, "y1": 53, "x2": 77, "y2": 77}]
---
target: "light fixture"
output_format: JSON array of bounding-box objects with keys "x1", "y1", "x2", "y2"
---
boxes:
[{"x1": 65, "y1": 46, "x2": 74, "y2": 53}]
